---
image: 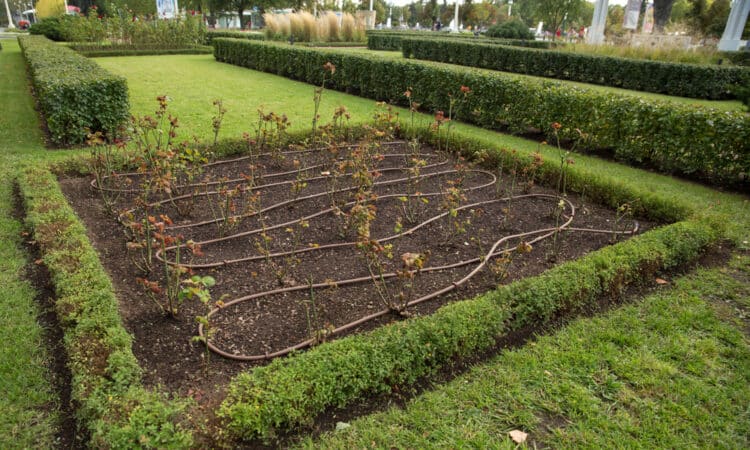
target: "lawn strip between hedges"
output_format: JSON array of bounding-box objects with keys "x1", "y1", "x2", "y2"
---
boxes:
[
  {"x1": 0, "y1": 170, "x2": 59, "y2": 448},
  {"x1": 401, "y1": 37, "x2": 750, "y2": 100},
  {"x1": 366, "y1": 30, "x2": 553, "y2": 51},
  {"x1": 212, "y1": 39, "x2": 750, "y2": 189},
  {"x1": 301, "y1": 254, "x2": 750, "y2": 448},
  {"x1": 325, "y1": 46, "x2": 745, "y2": 111},
  {"x1": 17, "y1": 166, "x2": 194, "y2": 448},
  {"x1": 0, "y1": 39, "x2": 59, "y2": 449}
]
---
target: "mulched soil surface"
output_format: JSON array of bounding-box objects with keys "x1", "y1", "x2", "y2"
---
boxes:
[{"x1": 59, "y1": 140, "x2": 651, "y2": 407}]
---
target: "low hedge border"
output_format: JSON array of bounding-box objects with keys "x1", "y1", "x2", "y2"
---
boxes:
[
  {"x1": 721, "y1": 49, "x2": 750, "y2": 67},
  {"x1": 17, "y1": 166, "x2": 193, "y2": 448},
  {"x1": 401, "y1": 37, "x2": 750, "y2": 100},
  {"x1": 299, "y1": 41, "x2": 367, "y2": 47},
  {"x1": 67, "y1": 43, "x2": 213, "y2": 57},
  {"x1": 216, "y1": 128, "x2": 719, "y2": 441},
  {"x1": 204, "y1": 30, "x2": 265, "y2": 45},
  {"x1": 17, "y1": 35, "x2": 129, "y2": 146},
  {"x1": 220, "y1": 218, "x2": 720, "y2": 441},
  {"x1": 213, "y1": 39, "x2": 750, "y2": 188},
  {"x1": 366, "y1": 29, "x2": 551, "y2": 51}
]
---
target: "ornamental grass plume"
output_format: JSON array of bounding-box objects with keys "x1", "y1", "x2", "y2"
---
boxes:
[
  {"x1": 289, "y1": 13, "x2": 305, "y2": 42},
  {"x1": 316, "y1": 13, "x2": 331, "y2": 42},
  {"x1": 323, "y1": 12, "x2": 339, "y2": 41},
  {"x1": 262, "y1": 13, "x2": 279, "y2": 39},
  {"x1": 299, "y1": 11, "x2": 316, "y2": 42},
  {"x1": 341, "y1": 13, "x2": 356, "y2": 42}
]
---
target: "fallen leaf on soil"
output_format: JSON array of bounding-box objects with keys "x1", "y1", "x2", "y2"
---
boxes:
[
  {"x1": 509, "y1": 429, "x2": 528, "y2": 443},
  {"x1": 655, "y1": 278, "x2": 669, "y2": 285},
  {"x1": 34, "y1": 259, "x2": 43, "y2": 265}
]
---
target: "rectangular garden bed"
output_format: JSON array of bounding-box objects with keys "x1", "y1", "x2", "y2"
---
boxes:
[{"x1": 19, "y1": 124, "x2": 720, "y2": 445}]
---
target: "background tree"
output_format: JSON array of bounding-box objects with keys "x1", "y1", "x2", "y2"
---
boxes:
[
  {"x1": 515, "y1": 0, "x2": 586, "y2": 33},
  {"x1": 669, "y1": 0, "x2": 691, "y2": 25},
  {"x1": 358, "y1": 0, "x2": 387, "y2": 24},
  {"x1": 688, "y1": 0, "x2": 731, "y2": 37},
  {"x1": 606, "y1": 3, "x2": 625, "y2": 35},
  {"x1": 704, "y1": 0, "x2": 730, "y2": 37},
  {"x1": 653, "y1": 0, "x2": 675, "y2": 32}
]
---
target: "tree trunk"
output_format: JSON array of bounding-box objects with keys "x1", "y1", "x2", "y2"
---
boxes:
[
  {"x1": 653, "y1": 0, "x2": 674, "y2": 33},
  {"x1": 238, "y1": 7, "x2": 245, "y2": 29}
]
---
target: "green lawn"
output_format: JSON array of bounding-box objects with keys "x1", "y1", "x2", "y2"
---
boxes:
[
  {"x1": 302, "y1": 255, "x2": 750, "y2": 449},
  {"x1": 324, "y1": 47, "x2": 746, "y2": 112},
  {"x1": 2, "y1": 42, "x2": 750, "y2": 447},
  {"x1": 0, "y1": 39, "x2": 60, "y2": 449},
  {"x1": 97, "y1": 54, "x2": 388, "y2": 141}
]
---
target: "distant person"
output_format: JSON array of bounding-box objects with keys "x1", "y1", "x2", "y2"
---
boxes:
[{"x1": 436, "y1": 20, "x2": 442, "y2": 31}]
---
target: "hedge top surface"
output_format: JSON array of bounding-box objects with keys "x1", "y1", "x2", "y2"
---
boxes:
[{"x1": 19, "y1": 35, "x2": 124, "y2": 83}]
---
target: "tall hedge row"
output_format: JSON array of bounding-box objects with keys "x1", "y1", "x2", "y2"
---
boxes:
[
  {"x1": 213, "y1": 39, "x2": 750, "y2": 188},
  {"x1": 401, "y1": 37, "x2": 750, "y2": 100},
  {"x1": 18, "y1": 35, "x2": 129, "y2": 146},
  {"x1": 366, "y1": 30, "x2": 551, "y2": 51}
]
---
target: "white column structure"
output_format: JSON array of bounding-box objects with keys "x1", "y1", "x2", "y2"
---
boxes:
[
  {"x1": 587, "y1": 0, "x2": 608, "y2": 44},
  {"x1": 452, "y1": 0, "x2": 459, "y2": 32},
  {"x1": 3, "y1": 0, "x2": 15, "y2": 29},
  {"x1": 718, "y1": 0, "x2": 750, "y2": 51}
]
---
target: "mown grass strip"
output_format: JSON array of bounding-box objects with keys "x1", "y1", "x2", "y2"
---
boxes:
[
  {"x1": 0, "y1": 172, "x2": 58, "y2": 448},
  {"x1": 0, "y1": 38, "x2": 58, "y2": 450},
  {"x1": 302, "y1": 254, "x2": 750, "y2": 449}
]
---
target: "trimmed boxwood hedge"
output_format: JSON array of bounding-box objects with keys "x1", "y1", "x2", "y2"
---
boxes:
[
  {"x1": 213, "y1": 39, "x2": 750, "y2": 188},
  {"x1": 18, "y1": 35, "x2": 129, "y2": 146},
  {"x1": 68, "y1": 43, "x2": 213, "y2": 57},
  {"x1": 205, "y1": 30, "x2": 265, "y2": 45},
  {"x1": 18, "y1": 166, "x2": 193, "y2": 448},
  {"x1": 367, "y1": 30, "x2": 552, "y2": 51},
  {"x1": 401, "y1": 37, "x2": 750, "y2": 100}
]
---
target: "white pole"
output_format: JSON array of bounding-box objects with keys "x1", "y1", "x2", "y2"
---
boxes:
[
  {"x1": 369, "y1": 0, "x2": 373, "y2": 11},
  {"x1": 4, "y1": 0, "x2": 15, "y2": 28},
  {"x1": 587, "y1": 0, "x2": 608, "y2": 45},
  {"x1": 508, "y1": 0, "x2": 512, "y2": 17},
  {"x1": 452, "y1": 0, "x2": 459, "y2": 32},
  {"x1": 718, "y1": 0, "x2": 750, "y2": 51}
]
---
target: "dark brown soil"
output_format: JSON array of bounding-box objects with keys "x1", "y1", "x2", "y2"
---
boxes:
[{"x1": 58, "y1": 140, "x2": 651, "y2": 417}]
